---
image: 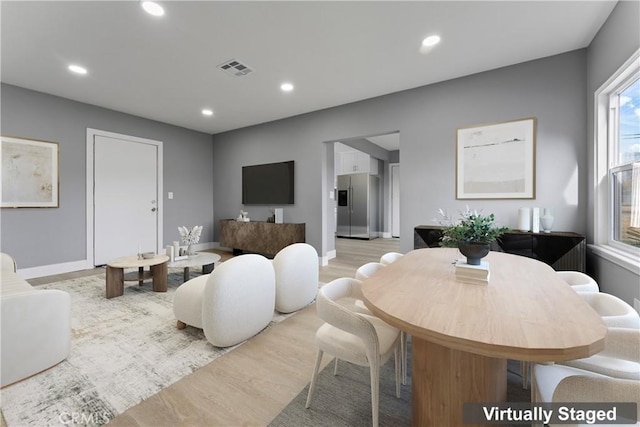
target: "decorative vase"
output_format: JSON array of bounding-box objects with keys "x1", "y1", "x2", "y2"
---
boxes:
[
  {"x1": 540, "y1": 208, "x2": 554, "y2": 233},
  {"x1": 186, "y1": 244, "x2": 195, "y2": 256},
  {"x1": 517, "y1": 207, "x2": 531, "y2": 231},
  {"x1": 458, "y1": 241, "x2": 490, "y2": 265}
]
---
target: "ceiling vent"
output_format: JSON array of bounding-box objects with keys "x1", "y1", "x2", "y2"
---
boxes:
[{"x1": 218, "y1": 59, "x2": 254, "y2": 77}]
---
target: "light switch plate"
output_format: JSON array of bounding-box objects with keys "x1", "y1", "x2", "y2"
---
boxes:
[{"x1": 168, "y1": 192, "x2": 174, "y2": 199}]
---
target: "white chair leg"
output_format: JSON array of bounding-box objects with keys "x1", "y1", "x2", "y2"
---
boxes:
[
  {"x1": 305, "y1": 349, "x2": 324, "y2": 408},
  {"x1": 369, "y1": 360, "x2": 380, "y2": 427},
  {"x1": 394, "y1": 345, "x2": 401, "y2": 398},
  {"x1": 401, "y1": 332, "x2": 407, "y2": 385},
  {"x1": 333, "y1": 357, "x2": 339, "y2": 375}
]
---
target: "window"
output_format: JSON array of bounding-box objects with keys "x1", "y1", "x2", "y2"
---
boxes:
[
  {"x1": 594, "y1": 50, "x2": 640, "y2": 271},
  {"x1": 610, "y1": 77, "x2": 640, "y2": 248}
]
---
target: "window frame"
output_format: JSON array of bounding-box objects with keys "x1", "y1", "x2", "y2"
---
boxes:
[{"x1": 593, "y1": 49, "x2": 640, "y2": 274}]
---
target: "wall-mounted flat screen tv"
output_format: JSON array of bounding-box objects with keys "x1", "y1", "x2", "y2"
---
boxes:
[{"x1": 242, "y1": 160, "x2": 294, "y2": 205}]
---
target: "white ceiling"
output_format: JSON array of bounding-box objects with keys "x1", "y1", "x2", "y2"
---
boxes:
[{"x1": 1, "y1": 1, "x2": 616, "y2": 136}]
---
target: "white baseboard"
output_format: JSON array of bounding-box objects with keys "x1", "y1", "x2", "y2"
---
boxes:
[
  {"x1": 321, "y1": 250, "x2": 336, "y2": 266},
  {"x1": 18, "y1": 259, "x2": 95, "y2": 280},
  {"x1": 176, "y1": 242, "x2": 215, "y2": 252},
  {"x1": 18, "y1": 242, "x2": 219, "y2": 280}
]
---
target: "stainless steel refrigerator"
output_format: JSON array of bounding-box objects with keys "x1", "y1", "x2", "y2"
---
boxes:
[{"x1": 336, "y1": 173, "x2": 379, "y2": 239}]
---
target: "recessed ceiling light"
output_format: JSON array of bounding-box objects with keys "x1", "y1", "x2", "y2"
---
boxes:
[
  {"x1": 421, "y1": 35, "x2": 441, "y2": 47},
  {"x1": 68, "y1": 64, "x2": 88, "y2": 75},
  {"x1": 280, "y1": 82, "x2": 294, "y2": 92},
  {"x1": 202, "y1": 109, "x2": 213, "y2": 116},
  {"x1": 141, "y1": 1, "x2": 165, "y2": 17}
]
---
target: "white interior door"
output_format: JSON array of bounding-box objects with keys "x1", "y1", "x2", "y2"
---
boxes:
[
  {"x1": 391, "y1": 163, "x2": 400, "y2": 238},
  {"x1": 93, "y1": 135, "x2": 158, "y2": 265}
]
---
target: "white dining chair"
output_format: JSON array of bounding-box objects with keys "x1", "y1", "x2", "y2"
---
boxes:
[
  {"x1": 558, "y1": 327, "x2": 640, "y2": 381},
  {"x1": 354, "y1": 260, "x2": 408, "y2": 384},
  {"x1": 576, "y1": 292, "x2": 640, "y2": 329},
  {"x1": 556, "y1": 271, "x2": 600, "y2": 293},
  {"x1": 355, "y1": 261, "x2": 386, "y2": 280},
  {"x1": 306, "y1": 277, "x2": 401, "y2": 427},
  {"x1": 379, "y1": 252, "x2": 404, "y2": 266},
  {"x1": 532, "y1": 363, "x2": 640, "y2": 426},
  {"x1": 522, "y1": 292, "x2": 640, "y2": 390}
]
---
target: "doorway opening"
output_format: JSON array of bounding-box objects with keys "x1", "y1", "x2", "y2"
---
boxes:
[{"x1": 326, "y1": 131, "x2": 400, "y2": 262}]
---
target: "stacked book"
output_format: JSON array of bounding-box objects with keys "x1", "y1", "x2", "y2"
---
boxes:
[{"x1": 455, "y1": 259, "x2": 490, "y2": 284}]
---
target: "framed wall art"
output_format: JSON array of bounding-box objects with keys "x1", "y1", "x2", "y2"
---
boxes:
[
  {"x1": 1, "y1": 136, "x2": 59, "y2": 208},
  {"x1": 456, "y1": 117, "x2": 536, "y2": 199}
]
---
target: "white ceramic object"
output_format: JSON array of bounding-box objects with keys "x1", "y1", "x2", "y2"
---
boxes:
[
  {"x1": 517, "y1": 207, "x2": 531, "y2": 231},
  {"x1": 532, "y1": 207, "x2": 540, "y2": 233},
  {"x1": 540, "y1": 208, "x2": 554, "y2": 233}
]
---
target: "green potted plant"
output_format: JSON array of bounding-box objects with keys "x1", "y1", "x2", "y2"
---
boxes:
[{"x1": 437, "y1": 208, "x2": 509, "y2": 265}]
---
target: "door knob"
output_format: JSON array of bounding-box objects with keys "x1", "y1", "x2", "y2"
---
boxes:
[{"x1": 151, "y1": 208, "x2": 157, "y2": 212}]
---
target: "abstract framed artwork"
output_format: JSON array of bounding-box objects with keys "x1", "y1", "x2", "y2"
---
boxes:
[
  {"x1": 1, "y1": 136, "x2": 59, "y2": 208},
  {"x1": 456, "y1": 117, "x2": 536, "y2": 199}
]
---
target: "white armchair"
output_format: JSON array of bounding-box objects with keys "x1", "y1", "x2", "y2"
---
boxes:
[
  {"x1": 306, "y1": 277, "x2": 401, "y2": 427},
  {"x1": 556, "y1": 271, "x2": 600, "y2": 293},
  {"x1": 173, "y1": 254, "x2": 276, "y2": 347},
  {"x1": 272, "y1": 243, "x2": 319, "y2": 313},
  {"x1": 1, "y1": 252, "x2": 17, "y2": 272},
  {"x1": 1, "y1": 253, "x2": 71, "y2": 387}
]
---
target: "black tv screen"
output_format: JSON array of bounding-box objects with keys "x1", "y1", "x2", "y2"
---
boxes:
[{"x1": 242, "y1": 160, "x2": 294, "y2": 205}]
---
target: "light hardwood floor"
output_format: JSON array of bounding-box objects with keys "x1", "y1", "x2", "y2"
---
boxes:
[{"x1": 4, "y1": 237, "x2": 400, "y2": 427}]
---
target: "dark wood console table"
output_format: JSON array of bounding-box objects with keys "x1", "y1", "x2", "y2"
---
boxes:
[
  {"x1": 219, "y1": 220, "x2": 305, "y2": 256},
  {"x1": 414, "y1": 225, "x2": 586, "y2": 272}
]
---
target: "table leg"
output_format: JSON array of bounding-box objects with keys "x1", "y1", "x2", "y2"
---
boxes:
[
  {"x1": 202, "y1": 262, "x2": 215, "y2": 275},
  {"x1": 106, "y1": 266, "x2": 124, "y2": 299},
  {"x1": 151, "y1": 261, "x2": 168, "y2": 292},
  {"x1": 183, "y1": 267, "x2": 190, "y2": 282},
  {"x1": 138, "y1": 266, "x2": 144, "y2": 285},
  {"x1": 412, "y1": 337, "x2": 507, "y2": 427}
]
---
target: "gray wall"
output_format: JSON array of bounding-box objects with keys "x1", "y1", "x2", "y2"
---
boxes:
[
  {"x1": 212, "y1": 50, "x2": 589, "y2": 262},
  {"x1": 389, "y1": 150, "x2": 400, "y2": 164},
  {"x1": 586, "y1": 0, "x2": 640, "y2": 304},
  {"x1": 1, "y1": 84, "x2": 214, "y2": 269}
]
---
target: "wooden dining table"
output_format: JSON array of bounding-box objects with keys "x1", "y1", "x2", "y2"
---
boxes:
[{"x1": 360, "y1": 248, "x2": 607, "y2": 427}]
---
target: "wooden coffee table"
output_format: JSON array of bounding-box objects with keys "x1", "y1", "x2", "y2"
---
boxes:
[
  {"x1": 105, "y1": 254, "x2": 169, "y2": 299},
  {"x1": 168, "y1": 252, "x2": 221, "y2": 282}
]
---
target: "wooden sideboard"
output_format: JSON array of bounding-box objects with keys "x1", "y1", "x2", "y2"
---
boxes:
[
  {"x1": 414, "y1": 225, "x2": 586, "y2": 272},
  {"x1": 219, "y1": 220, "x2": 305, "y2": 256}
]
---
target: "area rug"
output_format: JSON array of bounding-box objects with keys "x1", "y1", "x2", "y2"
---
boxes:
[
  {"x1": 269, "y1": 339, "x2": 529, "y2": 427},
  {"x1": 0, "y1": 269, "x2": 291, "y2": 427}
]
